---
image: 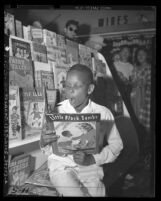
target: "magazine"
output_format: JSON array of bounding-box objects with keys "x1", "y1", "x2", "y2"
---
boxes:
[
  {"x1": 56, "y1": 34, "x2": 66, "y2": 49},
  {"x1": 15, "y1": 19, "x2": 23, "y2": 38},
  {"x1": 9, "y1": 154, "x2": 32, "y2": 186},
  {"x1": 79, "y1": 44, "x2": 92, "y2": 70},
  {"x1": 43, "y1": 29, "x2": 57, "y2": 47},
  {"x1": 45, "y1": 89, "x2": 57, "y2": 113},
  {"x1": 45, "y1": 113, "x2": 100, "y2": 155},
  {"x1": 9, "y1": 86, "x2": 22, "y2": 141},
  {"x1": 9, "y1": 35, "x2": 32, "y2": 60},
  {"x1": 28, "y1": 25, "x2": 43, "y2": 44},
  {"x1": 4, "y1": 11, "x2": 15, "y2": 36},
  {"x1": 9, "y1": 56, "x2": 34, "y2": 89},
  {"x1": 31, "y1": 41, "x2": 48, "y2": 63}
]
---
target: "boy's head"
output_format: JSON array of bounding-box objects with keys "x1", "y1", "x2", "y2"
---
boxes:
[
  {"x1": 120, "y1": 46, "x2": 131, "y2": 62},
  {"x1": 65, "y1": 64, "x2": 95, "y2": 112},
  {"x1": 64, "y1": 20, "x2": 79, "y2": 40}
]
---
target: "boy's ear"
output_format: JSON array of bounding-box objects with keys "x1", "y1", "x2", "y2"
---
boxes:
[{"x1": 88, "y1": 84, "x2": 95, "y2": 95}]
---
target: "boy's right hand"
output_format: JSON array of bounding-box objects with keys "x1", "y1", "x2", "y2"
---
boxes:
[{"x1": 40, "y1": 131, "x2": 60, "y2": 147}]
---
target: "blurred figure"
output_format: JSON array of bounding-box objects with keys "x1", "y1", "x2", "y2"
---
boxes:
[
  {"x1": 64, "y1": 20, "x2": 79, "y2": 41},
  {"x1": 32, "y1": 20, "x2": 43, "y2": 29}
]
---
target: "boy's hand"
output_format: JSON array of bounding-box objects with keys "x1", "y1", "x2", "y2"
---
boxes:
[
  {"x1": 73, "y1": 151, "x2": 95, "y2": 166},
  {"x1": 40, "y1": 131, "x2": 59, "y2": 147}
]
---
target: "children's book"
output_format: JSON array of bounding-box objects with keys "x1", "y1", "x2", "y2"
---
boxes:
[
  {"x1": 9, "y1": 86, "x2": 22, "y2": 141},
  {"x1": 15, "y1": 19, "x2": 23, "y2": 38},
  {"x1": 28, "y1": 25, "x2": 43, "y2": 44},
  {"x1": 33, "y1": 61, "x2": 54, "y2": 89},
  {"x1": 31, "y1": 41, "x2": 48, "y2": 63},
  {"x1": 4, "y1": 11, "x2": 15, "y2": 36},
  {"x1": 51, "y1": 62, "x2": 68, "y2": 101},
  {"x1": 9, "y1": 56, "x2": 34, "y2": 89},
  {"x1": 43, "y1": 29, "x2": 57, "y2": 47},
  {"x1": 20, "y1": 88, "x2": 45, "y2": 139},
  {"x1": 45, "y1": 113, "x2": 100, "y2": 155},
  {"x1": 9, "y1": 35, "x2": 32, "y2": 60},
  {"x1": 66, "y1": 39, "x2": 79, "y2": 66},
  {"x1": 9, "y1": 153, "x2": 32, "y2": 186}
]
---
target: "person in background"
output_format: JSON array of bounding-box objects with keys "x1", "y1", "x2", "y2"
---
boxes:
[
  {"x1": 40, "y1": 64, "x2": 123, "y2": 197},
  {"x1": 32, "y1": 20, "x2": 43, "y2": 29},
  {"x1": 130, "y1": 47, "x2": 151, "y2": 134},
  {"x1": 63, "y1": 19, "x2": 79, "y2": 42}
]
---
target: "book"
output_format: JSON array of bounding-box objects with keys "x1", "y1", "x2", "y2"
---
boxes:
[
  {"x1": 51, "y1": 62, "x2": 68, "y2": 101},
  {"x1": 9, "y1": 154, "x2": 32, "y2": 186},
  {"x1": 20, "y1": 88, "x2": 45, "y2": 139},
  {"x1": 9, "y1": 86, "x2": 22, "y2": 141},
  {"x1": 15, "y1": 19, "x2": 23, "y2": 38},
  {"x1": 79, "y1": 44, "x2": 92, "y2": 70},
  {"x1": 4, "y1": 11, "x2": 15, "y2": 36},
  {"x1": 46, "y1": 46, "x2": 61, "y2": 62},
  {"x1": 9, "y1": 35, "x2": 32, "y2": 60},
  {"x1": 23, "y1": 25, "x2": 31, "y2": 41},
  {"x1": 43, "y1": 29, "x2": 57, "y2": 47},
  {"x1": 45, "y1": 113, "x2": 100, "y2": 155},
  {"x1": 28, "y1": 25, "x2": 43, "y2": 44},
  {"x1": 31, "y1": 41, "x2": 48, "y2": 63},
  {"x1": 33, "y1": 61, "x2": 54, "y2": 89},
  {"x1": 9, "y1": 56, "x2": 34, "y2": 89},
  {"x1": 56, "y1": 34, "x2": 66, "y2": 49},
  {"x1": 66, "y1": 39, "x2": 79, "y2": 66},
  {"x1": 46, "y1": 89, "x2": 57, "y2": 113}
]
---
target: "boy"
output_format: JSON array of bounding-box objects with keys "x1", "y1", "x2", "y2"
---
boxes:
[
  {"x1": 40, "y1": 64, "x2": 123, "y2": 196},
  {"x1": 63, "y1": 20, "x2": 79, "y2": 42}
]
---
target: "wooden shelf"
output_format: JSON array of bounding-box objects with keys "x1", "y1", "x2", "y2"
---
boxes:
[{"x1": 9, "y1": 134, "x2": 40, "y2": 149}]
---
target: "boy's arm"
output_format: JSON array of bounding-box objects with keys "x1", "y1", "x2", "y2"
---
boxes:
[{"x1": 93, "y1": 115, "x2": 123, "y2": 166}]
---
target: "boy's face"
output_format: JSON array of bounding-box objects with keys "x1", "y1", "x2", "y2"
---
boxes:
[
  {"x1": 65, "y1": 70, "x2": 94, "y2": 111},
  {"x1": 120, "y1": 47, "x2": 130, "y2": 62},
  {"x1": 65, "y1": 24, "x2": 78, "y2": 39}
]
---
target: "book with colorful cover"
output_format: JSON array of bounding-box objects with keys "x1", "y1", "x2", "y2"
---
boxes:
[
  {"x1": 33, "y1": 61, "x2": 54, "y2": 89},
  {"x1": 20, "y1": 87, "x2": 45, "y2": 139},
  {"x1": 15, "y1": 19, "x2": 23, "y2": 38},
  {"x1": 9, "y1": 153, "x2": 32, "y2": 186},
  {"x1": 43, "y1": 29, "x2": 57, "y2": 47},
  {"x1": 51, "y1": 62, "x2": 68, "y2": 101},
  {"x1": 9, "y1": 56, "x2": 34, "y2": 89},
  {"x1": 28, "y1": 25, "x2": 43, "y2": 44},
  {"x1": 9, "y1": 35, "x2": 32, "y2": 60},
  {"x1": 66, "y1": 39, "x2": 79, "y2": 66},
  {"x1": 45, "y1": 113, "x2": 100, "y2": 155},
  {"x1": 4, "y1": 11, "x2": 15, "y2": 36},
  {"x1": 31, "y1": 41, "x2": 48, "y2": 63},
  {"x1": 56, "y1": 34, "x2": 66, "y2": 49},
  {"x1": 9, "y1": 86, "x2": 22, "y2": 141}
]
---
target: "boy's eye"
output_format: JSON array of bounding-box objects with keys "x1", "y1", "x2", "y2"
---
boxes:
[{"x1": 65, "y1": 84, "x2": 84, "y2": 91}]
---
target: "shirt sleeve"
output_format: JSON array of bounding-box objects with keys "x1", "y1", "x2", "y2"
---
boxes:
[{"x1": 93, "y1": 111, "x2": 123, "y2": 166}]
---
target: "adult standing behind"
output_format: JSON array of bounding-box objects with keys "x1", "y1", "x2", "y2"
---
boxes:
[{"x1": 63, "y1": 19, "x2": 79, "y2": 42}]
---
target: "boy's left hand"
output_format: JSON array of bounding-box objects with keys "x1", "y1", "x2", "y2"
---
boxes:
[{"x1": 73, "y1": 151, "x2": 95, "y2": 166}]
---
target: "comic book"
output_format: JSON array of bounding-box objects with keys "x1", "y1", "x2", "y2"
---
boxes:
[
  {"x1": 45, "y1": 113, "x2": 100, "y2": 155},
  {"x1": 79, "y1": 44, "x2": 92, "y2": 70},
  {"x1": 33, "y1": 61, "x2": 54, "y2": 89},
  {"x1": 28, "y1": 25, "x2": 43, "y2": 44},
  {"x1": 9, "y1": 56, "x2": 34, "y2": 89},
  {"x1": 15, "y1": 19, "x2": 23, "y2": 38},
  {"x1": 45, "y1": 89, "x2": 57, "y2": 113},
  {"x1": 9, "y1": 153, "x2": 32, "y2": 186},
  {"x1": 51, "y1": 62, "x2": 68, "y2": 101},
  {"x1": 9, "y1": 86, "x2": 22, "y2": 141},
  {"x1": 20, "y1": 87, "x2": 45, "y2": 139},
  {"x1": 31, "y1": 41, "x2": 48, "y2": 63},
  {"x1": 66, "y1": 39, "x2": 79, "y2": 66},
  {"x1": 43, "y1": 29, "x2": 57, "y2": 47},
  {"x1": 56, "y1": 34, "x2": 66, "y2": 49},
  {"x1": 9, "y1": 35, "x2": 32, "y2": 60},
  {"x1": 4, "y1": 11, "x2": 15, "y2": 36}
]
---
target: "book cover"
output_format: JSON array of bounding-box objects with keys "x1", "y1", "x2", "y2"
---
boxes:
[
  {"x1": 33, "y1": 61, "x2": 54, "y2": 89},
  {"x1": 4, "y1": 11, "x2": 15, "y2": 36},
  {"x1": 9, "y1": 154, "x2": 32, "y2": 186},
  {"x1": 45, "y1": 113, "x2": 100, "y2": 155},
  {"x1": 31, "y1": 41, "x2": 48, "y2": 63},
  {"x1": 46, "y1": 46, "x2": 61, "y2": 62},
  {"x1": 15, "y1": 19, "x2": 23, "y2": 38},
  {"x1": 94, "y1": 57, "x2": 107, "y2": 76},
  {"x1": 46, "y1": 89, "x2": 57, "y2": 113},
  {"x1": 66, "y1": 39, "x2": 79, "y2": 66},
  {"x1": 43, "y1": 29, "x2": 57, "y2": 47},
  {"x1": 20, "y1": 88, "x2": 45, "y2": 139},
  {"x1": 79, "y1": 44, "x2": 92, "y2": 70},
  {"x1": 9, "y1": 86, "x2": 22, "y2": 141},
  {"x1": 51, "y1": 63, "x2": 68, "y2": 101},
  {"x1": 29, "y1": 25, "x2": 43, "y2": 44},
  {"x1": 23, "y1": 25, "x2": 31, "y2": 41},
  {"x1": 56, "y1": 34, "x2": 66, "y2": 49},
  {"x1": 9, "y1": 56, "x2": 34, "y2": 89},
  {"x1": 9, "y1": 35, "x2": 32, "y2": 60}
]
